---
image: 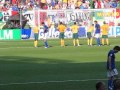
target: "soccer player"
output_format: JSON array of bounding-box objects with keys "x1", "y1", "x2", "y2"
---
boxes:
[
  {"x1": 57, "y1": 22, "x2": 66, "y2": 47},
  {"x1": 107, "y1": 46, "x2": 120, "y2": 90},
  {"x1": 101, "y1": 21, "x2": 110, "y2": 46},
  {"x1": 71, "y1": 22, "x2": 80, "y2": 46},
  {"x1": 94, "y1": 20, "x2": 101, "y2": 46},
  {"x1": 41, "y1": 22, "x2": 49, "y2": 48},
  {"x1": 33, "y1": 24, "x2": 39, "y2": 48},
  {"x1": 87, "y1": 24, "x2": 94, "y2": 46}
]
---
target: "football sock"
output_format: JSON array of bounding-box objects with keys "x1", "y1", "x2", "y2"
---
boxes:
[
  {"x1": 108, "y1": 80, "x2": 113, "y2": 90},
  {"x1": 102, "y1": 38, "x2": 104, "y2": 45},
  {"x1": 96, "y1": 38, "x2": 101, "y2": 45},
  {"x1": 76, "y1": 39, "x2": 80, "y2": 46}
]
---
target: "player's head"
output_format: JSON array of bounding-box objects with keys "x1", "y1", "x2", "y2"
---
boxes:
[
  {"x1": 74, "y1": 22, "x2": 76, "y2": 25},
  {"x1": 41, "y1": 22, "x2": 45, "y2": 25},
  {"x1": 60, "y1": 22, "x2": 62, "y2": 24},
  {"x1": 113, "y1": 79, "x2": 120, "y2": 90},
  {"x1": 113, "y1": 46, "x2": 120, "y2": 53},
  {"x1": 103, "y1": 21, "x2": 106, "y2": 24},
  {"x1": 94, "y1": 20, "x2": 98, "y2": 24},
  {"x1": 96, "y1": 81, "x2": 106, "y2": 90}
]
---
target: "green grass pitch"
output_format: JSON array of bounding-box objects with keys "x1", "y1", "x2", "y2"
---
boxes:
[{"x1": 0, "y1": 37, "x2": 120, "y2": 90}]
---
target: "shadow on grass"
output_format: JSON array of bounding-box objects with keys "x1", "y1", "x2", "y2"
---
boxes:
[{"x1": 0, "y1": 56, "x2": 118, "y2": 90}]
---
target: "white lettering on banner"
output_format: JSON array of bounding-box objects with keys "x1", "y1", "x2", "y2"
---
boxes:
[
  {"x1": 116, "y1": 27, "x2": 120, "y2": 35},
  {"x1": 108, "y1": 27, "x2": 114, "y2": 36},
  {"x1": 23, "y1": 11, "x2": 34, "y2": 26},
  {"x1": 0, "y1": 30, "x2": 13, "y2": 39},
  {"x1": 2, "y1": 11, "x2": 11, "y2": 22},
  {"x1": 4, "y1": 30, "x2": 13, "y2": 39},
  {"x1": 66, "y1": 11, "x2": 91, "y2": 23},
  {"x1": 108, "y1": 26, "x2": 120, "y2": 36}
]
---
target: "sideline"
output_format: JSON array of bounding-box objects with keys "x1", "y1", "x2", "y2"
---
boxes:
[{"x1": 0, "y1": 78, "x2": 107, "y2": 86}]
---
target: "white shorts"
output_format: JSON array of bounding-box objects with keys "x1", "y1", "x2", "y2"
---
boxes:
[
  {"x1": 94, "y1": 33, "x2": 100, "y2": 38},
  {"x1": 107, "y1": 68, "x2": 118, "y2": 78}
]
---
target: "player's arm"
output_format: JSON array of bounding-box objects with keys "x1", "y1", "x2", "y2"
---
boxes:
[
  {"x1": 57, "y1": 26, "x2": 60, "y2": 31},
  {"x1": 108, "y1": 56, "x2": 112, "y2": 70}
]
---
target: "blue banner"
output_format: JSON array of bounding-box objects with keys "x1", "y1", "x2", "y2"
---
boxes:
[{"x1": 21, "y1": 29, "x2": 31, "y2": 39}]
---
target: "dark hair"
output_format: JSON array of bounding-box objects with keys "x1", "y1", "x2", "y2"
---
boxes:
[
  {"x1": 113, "y1": 46, "x2": 120, "y2": 51},
  {"x1": 103, "y1": 21, "x2": 106, "y2": 24},
  {"x1": 113, "y1": 79, "x2": 120, "y2": 90},
  {"x1": 42, "y1": 22, "x2": 44, "y2": 24},
  {"x1": 60, "y1": 22, "x2": 62, "y2": 24},
  {"x1": 96, "y1": 81, "x2": 105, "y2": 90},
  {"x1": 74, "y1": 22, "x2": 76, "y2": 24},
  {"x1": 94, "y1": 20, "x2": 97, "y2": 23}
]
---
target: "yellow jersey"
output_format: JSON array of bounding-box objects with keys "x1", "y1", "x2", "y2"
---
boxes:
[
  {"x1": 33, "y1": 26, "x2": 39, "y2": 33},
  {"x1": 63, "y1": 0, "x2": 67, "y2": 3},
  {"x1": 71, "y1": 25, "x2": 79, "y2": 33},
  {"x1": 101, "y1": 24, "x2": 109, "y2": 35},
  {"x1": 58, "y1": 24, "x2": 66, "y2": 33},
  {"x1": 76, "y1": 1, "x2": 82, "y2": 7},
  {"x1": 87, "y1": 26, "x2": 94, "y2": 32},
  {"x1": 41, "y1": 0, "x2": 46, "y2": 3}
]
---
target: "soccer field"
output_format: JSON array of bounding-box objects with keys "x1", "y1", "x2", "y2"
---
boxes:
[{"x1": 0, "y1": 37, "x2": 120, "y2": 90}]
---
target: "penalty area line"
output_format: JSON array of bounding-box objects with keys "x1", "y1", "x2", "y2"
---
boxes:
[{"x1": 0, "y1": 78, "x2": 107, "y2": 86}]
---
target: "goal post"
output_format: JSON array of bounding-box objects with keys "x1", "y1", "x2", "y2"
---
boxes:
[{"x1": 32, "y1": 8, "x2": 117, "y2": 38}]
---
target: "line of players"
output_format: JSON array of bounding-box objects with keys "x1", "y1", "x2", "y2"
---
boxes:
[{"x1": 32, "y1": 20, "x2": 109, "y2": 48}]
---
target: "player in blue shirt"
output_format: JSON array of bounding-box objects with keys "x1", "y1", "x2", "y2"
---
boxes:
[
  {"x1": 41, "y1": 22, "x2": 49, "y2": 48},
  {"x1": 94, "y1": 20, "x2": 101, "y2": 46},
  {"x1": 107, "y1": 46, "x2": 120, "y2": 90}
]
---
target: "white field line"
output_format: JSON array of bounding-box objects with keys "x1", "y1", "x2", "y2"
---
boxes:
[
  {"x1": 0, "y1": 44, "x2": 115, "y2": 49},
  {"x1": 0, "y1": 78, "x2": 107, "y2": 86}
]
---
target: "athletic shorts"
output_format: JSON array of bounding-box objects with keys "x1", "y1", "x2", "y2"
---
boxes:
[
  {"x1": 102, "y1": 35, "x2": 108, "y2": 38},
  {"x1": 94, "y1": 33, "x2": 100, "y2": 38},
  {"x1": 34, "y1": 33, "x2": 38, "y2": 40},
  {"x1": 107, "y1": 68, "x2": 118, "y2": 78},
  {"x1": 87, "y1": 32, "x2": 92, "y2": 38},
  {"x1": 59, "y1": 32, "x2": 64, "y2": 39},
  {"x1": 73, "y1": 33, "x2": 78, "y2": 39}
]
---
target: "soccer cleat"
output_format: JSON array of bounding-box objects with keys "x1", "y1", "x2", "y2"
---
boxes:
[{"x1": 45, "y1": 47, "x2": 48, "y2": 48}]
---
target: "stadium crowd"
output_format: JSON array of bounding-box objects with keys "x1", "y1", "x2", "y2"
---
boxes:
[{"x1": 0, "y1": 0, "x2": 120, "y2": 11}]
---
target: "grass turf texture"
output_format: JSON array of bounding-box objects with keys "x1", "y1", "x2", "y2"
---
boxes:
[{"x1": 0, "y1": 37, "x2": 120, "y2": 90}]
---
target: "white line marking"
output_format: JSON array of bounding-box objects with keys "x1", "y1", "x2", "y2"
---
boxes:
[{"x1": 0, "y1": 78, "x2": 107, "y2": 86}]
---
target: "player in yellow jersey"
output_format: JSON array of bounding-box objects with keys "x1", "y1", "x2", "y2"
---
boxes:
[
  {"x1": 101, "y1": 21, "x2": 110, "y2": 46},
  {"x1": 71, "y1": 22, "x2": 80, "y2": 46},
  {"x1": 87, "y1": 24, "x2": 94, "y2": 46},
  {"x1": 58, "y1": 22, "x2": 66, "y2": 47},
  {"x1": 33, "y1": 24, "x2": 39, "y2": 48}
]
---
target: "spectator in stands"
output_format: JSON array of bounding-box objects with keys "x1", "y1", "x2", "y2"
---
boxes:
[
  {"x1": 12, "y1": 4, "x2": 19, "y2": 11},
  {"x1": 90, "y1": 0, "x2": 96, "y2": 9},
  {"x1": 95, "y1": 0, "x2": 104, "y2": 8},
  {"x1": 40, "y1": 0, "x2": 46, "y2": 9},
  {"x1": 111, "y1": 0, "x2": 117, "y2": 8},
  {"x1": 104, "y1": 0, "x2": 111, "y2": 8}
]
